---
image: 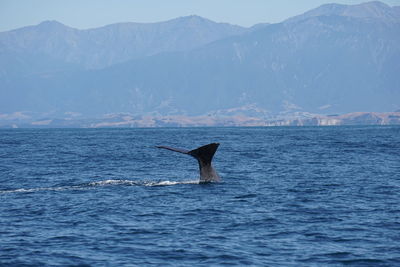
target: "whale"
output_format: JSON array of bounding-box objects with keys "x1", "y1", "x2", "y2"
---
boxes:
[{"x1": 157, "y1": 143, "x2": 220, "y2": 183}]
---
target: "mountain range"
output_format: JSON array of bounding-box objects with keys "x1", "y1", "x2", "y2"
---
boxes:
[{"x1": 0, "y1": 1, "x2": 399, "y2": 127}]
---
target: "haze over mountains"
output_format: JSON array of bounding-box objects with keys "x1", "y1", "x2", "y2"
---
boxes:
[
  {"x1": 0, "y1": 16, "x2": 245, "y2": 70},
  {"x1": 0, "y1": 1, "x2": 399, "y2": 126}
]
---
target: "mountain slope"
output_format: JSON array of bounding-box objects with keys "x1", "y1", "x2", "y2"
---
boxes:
[
  {"x1": 285, "y1": 1, "x2": 400, "y2": 24},
  {"x1": 0, "y1": 16, "x2": 245, "y2": 70},
  {"x1": 0, "y1": 1, "x2": 399, "y2": 118}
]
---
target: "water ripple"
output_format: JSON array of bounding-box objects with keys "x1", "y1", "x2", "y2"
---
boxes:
[{"x1": 1, "y1": 127, "x2": 399, "y2": 265}]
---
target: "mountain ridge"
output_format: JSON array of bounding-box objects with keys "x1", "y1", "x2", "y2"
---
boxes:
[
  {"x1": 285, "y1": 1, "x2": 400, "y2": 24},
  {"x1": 0, "y1": 15, "x2": 246, "y2": 70},
  {"x1": 0, "y1": 1, "x2": 399, "y2": 125}
]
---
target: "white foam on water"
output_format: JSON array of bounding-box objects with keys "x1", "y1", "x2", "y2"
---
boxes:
[
  {"x1": 0, "y1": 179, "x2": 199, "y2": 194},
  {"x1": 143, "y1": 180, "x2": 199, "y2": 186},
  {"x1": 0, "y1": 185, "x2": 82, "y2": 194},
  {"x1": 87, "y1": 179, "x2": 138, "y2": 186}
]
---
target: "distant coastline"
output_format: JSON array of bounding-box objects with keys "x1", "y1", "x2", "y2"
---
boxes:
[{"x1": 1, "y1": 112, "x2": 399, "y2": 128}]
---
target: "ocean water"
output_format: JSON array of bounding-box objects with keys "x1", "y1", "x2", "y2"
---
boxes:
[{"x1": 1, "y1": 126, "x2": 399, "y2": 266}]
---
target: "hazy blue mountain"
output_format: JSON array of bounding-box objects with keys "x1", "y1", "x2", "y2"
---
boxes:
[
  {"x1": 0, "y1": 1, "x2": 399, "y2": 119},
  {"x1": 0, "y1": 16, "x2": 245, "y2": 70},
  {"x1": 285, "y1": 1, "x2": 400, "y2": 24},
  {"x1": 84, "y1": 14, "x2": 400, "y2": 115}
]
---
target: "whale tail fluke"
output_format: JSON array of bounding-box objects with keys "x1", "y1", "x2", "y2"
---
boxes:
[
  {"x1": 188, "y1": 143, "x2": 219, "y2": 165},
  {"x1": 156, "y1": 143, "x2": 220, "y2": 183}
]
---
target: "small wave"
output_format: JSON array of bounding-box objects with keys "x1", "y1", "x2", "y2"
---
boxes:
[
  {"x1": 87, "y1": 179, "x2": 138, "y2": 187},
  {"x1": 0, "y1": 185, "x2": 81, "y2": 194},
  {"x1": 88, "y1": 179, "x2": 199, "y2": 187},
  {"x1": 0, "y1": 179, "x2": 199, "y2": 194},
  {"x1": 143, "y1": 180, "x2": 199, "y2": 186}
]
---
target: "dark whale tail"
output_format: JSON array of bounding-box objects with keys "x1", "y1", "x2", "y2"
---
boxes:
[{"x1": 156, "y1": 143, "x2": 220, "y2": 183}]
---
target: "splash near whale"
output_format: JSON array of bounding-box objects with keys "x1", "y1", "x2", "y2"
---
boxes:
[{"x1": 157, "y1": 143, "x2": 220, "y2": 183}]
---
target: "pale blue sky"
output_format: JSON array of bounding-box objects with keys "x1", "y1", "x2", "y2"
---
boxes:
[{"x1": 1, "y1": 0, "x2": 399, "y2": 31}]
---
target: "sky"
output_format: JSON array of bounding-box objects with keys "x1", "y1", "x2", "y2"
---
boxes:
[{"x1": 1, "y1": 0, "x2": 400, "y2": 31}]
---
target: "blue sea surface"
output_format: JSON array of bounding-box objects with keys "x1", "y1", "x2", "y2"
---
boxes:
[{"x1": 1, "y1": 126, "x2": 399, "y2": 266}]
